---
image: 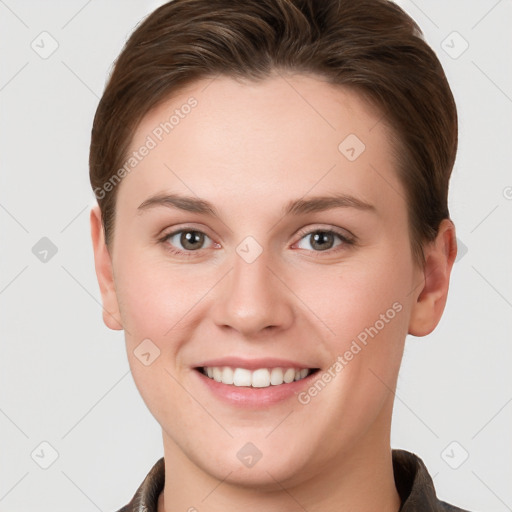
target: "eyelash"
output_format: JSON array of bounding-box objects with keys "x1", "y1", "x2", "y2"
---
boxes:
[{"x1": 158, "y1": 225, "x2": 356, "y2": 258}]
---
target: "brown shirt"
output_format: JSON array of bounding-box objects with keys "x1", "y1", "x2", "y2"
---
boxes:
[{"x1": 116, "y1": 449, "x2": 472, "y2": 512}]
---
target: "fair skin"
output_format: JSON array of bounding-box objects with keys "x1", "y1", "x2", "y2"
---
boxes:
[{"x1": 91, "y1": 74, "x2": 457, "y2": 512}]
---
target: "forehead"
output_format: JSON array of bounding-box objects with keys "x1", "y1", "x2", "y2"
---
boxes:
[{"x1": 120, "y1": 73, "x2": 405, "y2": 222}]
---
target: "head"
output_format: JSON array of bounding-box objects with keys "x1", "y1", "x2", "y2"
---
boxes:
[{"x1": 90, "y1": 0, "x2": 458, "y2": 491}]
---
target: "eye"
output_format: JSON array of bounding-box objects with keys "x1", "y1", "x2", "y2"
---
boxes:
[
  {"x1": 159, "y1": 226, "x2": 354, "y2": 257},
  {"x1": 161, "y1": 228, "x2": 216, "y2": 255},
  {"x1": 295, "y1": 228, "x2": 354, "y2": 253}
]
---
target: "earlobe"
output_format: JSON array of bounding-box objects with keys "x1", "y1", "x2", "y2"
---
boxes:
[
  {"x1": 90, "y1": 205, "x2": 123, "y2": 331},
  {"x1": 408, "y1": 219, "x2": 458, "y2": 337}
]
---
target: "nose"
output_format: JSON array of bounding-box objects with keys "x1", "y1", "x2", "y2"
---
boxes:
[{"x1": 211, "y1": 245, "x2": 295, "y2": 338}]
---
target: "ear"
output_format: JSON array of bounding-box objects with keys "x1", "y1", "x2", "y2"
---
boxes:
[
  {"x1": 408, "y1": 218, "x2": 458, "y2": 337},
  {"x1": 90, "y1": 205, "x2": 123, "y2": 330}
]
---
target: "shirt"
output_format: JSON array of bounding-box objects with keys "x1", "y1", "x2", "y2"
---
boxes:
[{"x1": 116, "y1": 449, "x2": 472, "y2": 512}]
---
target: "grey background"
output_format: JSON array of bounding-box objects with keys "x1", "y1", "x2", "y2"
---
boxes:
[{"x1": 0, "y1": 1, "x2": 511, "y2": 511}]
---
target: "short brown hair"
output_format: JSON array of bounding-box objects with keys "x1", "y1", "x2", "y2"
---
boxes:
[{"x1": 89, "y1": 0, "x2": 457, "y2": 266}]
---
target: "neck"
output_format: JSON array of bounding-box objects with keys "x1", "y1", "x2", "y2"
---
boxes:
[{"x1": 158, "y1": 402, "x2": 401, "y2": 512}]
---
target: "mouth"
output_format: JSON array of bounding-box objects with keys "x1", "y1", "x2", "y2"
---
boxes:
[{"x1": 195, "y1": 366, "x2": 320, "y2": 388}]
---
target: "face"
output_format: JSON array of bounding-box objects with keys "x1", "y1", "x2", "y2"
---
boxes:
[{"x1": 92, "y1": 73, "x2": 441, "y2": 488}]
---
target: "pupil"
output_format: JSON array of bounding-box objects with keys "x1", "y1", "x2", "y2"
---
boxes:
[
  {"x1": 182, "y1": 231, "x2": 203, "y2": 250},
  {"x1": 312, "y1": 231, "x2": 333, "y2": 251}
]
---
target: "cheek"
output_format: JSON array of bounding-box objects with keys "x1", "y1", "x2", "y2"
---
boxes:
[
  {"x1": 113, "y1": 255, "x2": 198, "y2": 428},
  {"x1": 294, "y1": 257, "x2": 411, "y2": 432},
  {"x1": 295, "y1": 250, "x2": 412, "y2": 340},
  {"x1": 114, "y1": 249, "x2": 205, "y2": 342},
  {"x1": 290, "y1": 245, "x2": 413, "y2": 408}
]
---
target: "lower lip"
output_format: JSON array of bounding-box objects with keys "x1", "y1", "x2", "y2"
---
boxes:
[{"x1": 194, "y1": 369, "x2": 319, "y2": 408}]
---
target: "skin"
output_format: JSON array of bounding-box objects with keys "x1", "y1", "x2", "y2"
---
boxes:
[{"x1": 91, "y1": 73, "x2": 457, "y2": 512}]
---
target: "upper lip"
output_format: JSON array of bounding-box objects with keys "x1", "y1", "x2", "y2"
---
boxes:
[{"x1": 194, "y1": 357, "x2": 318, "y2": 371}]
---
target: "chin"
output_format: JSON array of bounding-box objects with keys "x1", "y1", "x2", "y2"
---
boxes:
[
  {"x1": 193, "y1": 439, "x2": 316, "y2": 490},
  {"x1": 219, "y1": 462, "x2": 308, "y2": 490}
]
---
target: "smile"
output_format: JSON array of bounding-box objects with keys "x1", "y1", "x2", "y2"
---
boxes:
[{"x1": 198, "y1": 366, "x2": 318, "y2": 388}]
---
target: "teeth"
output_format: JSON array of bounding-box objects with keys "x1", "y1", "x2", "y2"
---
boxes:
[
  {"x1": 212, "y1": 367, "x2": 222, "y2": 382},
  {"x1": 294, "y1": 368, "x2": 309, "y2": 381},
  {"x1": 270, "y1": 367, "x2": 284, "y2": 385},
  {"x1": 201, "y1": 366, "x2": 312, "y2": 387},
  {"x1": 283, "y1": 368, "x2": 296, "y2": 383},
  {"x1": 251, "y1": 368, "x2": 270, "y2": 388},
  {"x1": 222, "y1": 366, "x2": 234, "y2": 385},
  {"x1": 233, "y1": 368, "x2": 252, "y2": 386}
]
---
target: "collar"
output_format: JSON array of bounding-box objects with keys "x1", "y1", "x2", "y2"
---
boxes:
[{"x1": 117, "y1": 449, "x2": 470, "y2": 512}]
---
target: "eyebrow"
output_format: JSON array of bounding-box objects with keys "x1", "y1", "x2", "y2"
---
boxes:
[{"x1": 137, "y1": 192, "x2": 376, "y2": 217}]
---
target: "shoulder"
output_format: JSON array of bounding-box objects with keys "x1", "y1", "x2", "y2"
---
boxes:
[
  {"x1": 392, "y1": 449, "x2": 476, "y2": 512},
  {"x1": 437, "y1": 499, "x2": 476, "y2": 512},
  {"x1": 112, "y1": 457, "x2": 165, "y2": 512}
]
